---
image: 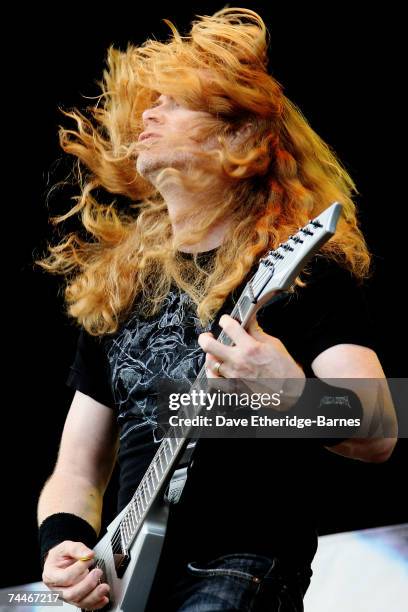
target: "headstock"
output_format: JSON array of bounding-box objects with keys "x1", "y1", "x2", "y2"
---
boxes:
[{"x1": 249, "y1": 202, "x2": 342, "y2": 308}]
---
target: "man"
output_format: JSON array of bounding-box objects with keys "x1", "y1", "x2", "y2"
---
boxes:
[{"x1": 36, "y1": 8, "x2": 397, "y2": 611}]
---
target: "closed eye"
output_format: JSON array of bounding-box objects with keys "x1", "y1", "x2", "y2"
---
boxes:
[{"x1": 151, "y1": 95, "x2": 179, "y2": 108}]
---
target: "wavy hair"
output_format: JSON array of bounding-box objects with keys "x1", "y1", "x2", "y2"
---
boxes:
[{"x1": 37, "y1": 6, "x2": 371, "y2": 335}]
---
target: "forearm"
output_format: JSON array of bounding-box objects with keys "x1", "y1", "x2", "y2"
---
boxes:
[
  {"x1": 37, "y1": 471, "x2": 104, "y2": 536},
  {"x1": 323, "y1": 378, "x2": 398, "y2": 462}
]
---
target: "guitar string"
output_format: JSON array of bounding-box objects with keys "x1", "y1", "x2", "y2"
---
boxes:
[{"x1": 90, "y1": 218, "x2": 324, "y2": 571}]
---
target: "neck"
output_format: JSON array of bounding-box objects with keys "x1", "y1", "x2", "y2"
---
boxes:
[
  {"x1": 158, "y1": 180, "x2": 231, "y2": 253},
  {"x1": 174, "y1": 219, "x2": 230, "y2": 253}
]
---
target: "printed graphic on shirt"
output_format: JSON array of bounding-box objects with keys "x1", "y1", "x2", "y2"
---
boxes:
[{"x1": 105, "y1": 286, "x2": 212, "y2": 444}]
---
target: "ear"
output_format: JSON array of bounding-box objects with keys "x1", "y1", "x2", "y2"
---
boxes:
[
  {"x1": 232, "y1": 121, "x2": 253, "y2": 143},
  {"x1": 241, "y1": 121, "x2": 254, "y2": 135}
]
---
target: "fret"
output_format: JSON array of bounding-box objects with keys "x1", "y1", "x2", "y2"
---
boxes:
[
  {"x1": 162, "y1": 446, "x2": 169, "y2": 469},
  {"x1": 131, "y1": 504, "x2": 138, "y2": 528},
  {"x1": 158, "y1": 449, "x2": 165, "y2": 473},
  {"x1": 122, "y1": 521, "x2": 130, "y2": 546},
  {"x1": 247, "y1": 280, "x2": 255, "y2": 303},
  {"x1": 119, "y1": 523, "x2": 125, "y2": 544},
  {"x1": 218, "y1": 330, "x2": 231, "y2": 345},
  {"x1": 124, "y1": 517, "x2": 131, "y2": 542},
  {"x1": 167, "y1": 437, "x2": 175, "y2": 454},
  {"x1": 197, "y1": 368, "x2": 207, "y2": 383},
  {"x1": 169, "y1": 437, "x2": 176, "y2": 455},
  {"x1": 130, "y1": 502, "x2": 138, "y2": 527},
  {"x1": 126, "y1": 509, "x2": 134, "y2": 533},
  {"x1": 148, "y1": 471, "x2": 156, "y2": 493},
  {"x1": 235, "y1": 300, "x2": 243, "y2": 324},
  {"x1": 140, "y1": 485, "x2": 148, "y2": 508},
  {"x1": 136, "y1": 495, "x2": 143, "y2": 518},
  {"x1": 143, "y1": 480, "x2": 151, "y2": 501},
  {"x1": 154, "y1": 455, "x2": 163, "y2": 477},
  {"x1": 120, "y1": 522, "x2": 129, "y2": 546},
  {"x1": 158, "y1": 447, "x2": 166, "y2": 470},
  {"x1": 163, "y1": 440, "x2": 171, "y2": 463},
  {"x1": 149, "y1": 467, "x2": 157, "y2": 487},
  {"x1": 146, "y1": 475, "x2": 152, "y2": 497},
  {"x1": 126, "y1": 513, "x2": 132, "y2": 535},
  {"x1": 235, "y1": 295, "x2": 252, "y2": 324}
]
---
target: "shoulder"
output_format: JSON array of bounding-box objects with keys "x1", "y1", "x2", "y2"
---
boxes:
[{"x1": 257, "y1": 254, "x2": 378, "y2": 369}]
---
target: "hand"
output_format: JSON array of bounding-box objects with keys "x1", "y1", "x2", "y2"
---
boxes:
[
  {"x1": 42, "y1": 540, "x2": 110, "y2": 610},
  {"x1": 198, "y1": 314, "x2": 306, "y2": 409},
  {"x1": 199, "y1": 314, "x2": 304, "y2": 379}
]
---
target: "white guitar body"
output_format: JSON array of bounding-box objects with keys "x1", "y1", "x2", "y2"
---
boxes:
[{"x1": 90, "y1": 499, "x2": 169, "y2": 612}]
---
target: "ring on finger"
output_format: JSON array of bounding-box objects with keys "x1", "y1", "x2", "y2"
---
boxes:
[{"x1": 213, "y1": 361, "x2": 223, "y2": 376}]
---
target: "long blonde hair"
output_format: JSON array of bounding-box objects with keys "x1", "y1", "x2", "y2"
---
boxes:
[{"x1": 37, "y1": 7, "x2": 371, "y2": 335}]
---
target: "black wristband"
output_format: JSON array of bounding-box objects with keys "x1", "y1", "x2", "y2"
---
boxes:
[
  {"x1": 38, "y1": 512, "x2": 98, "y2": 570},
  {"x1": 291, "y1": 377, "x2": 363, "y2": 447}
]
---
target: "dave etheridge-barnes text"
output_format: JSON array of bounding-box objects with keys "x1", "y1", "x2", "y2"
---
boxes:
[{"x1": 168, "y1": 414, "x2": 361, "y2": 428}]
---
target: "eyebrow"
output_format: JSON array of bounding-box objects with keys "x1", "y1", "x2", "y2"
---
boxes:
[{"x1": 151, "y1": 95, "x2": 173, "y2": 107}]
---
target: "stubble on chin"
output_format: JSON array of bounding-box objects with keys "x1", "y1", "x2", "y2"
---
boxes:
[{"x1": 136, "y1": 145, "x2": 198, "y2": 182}]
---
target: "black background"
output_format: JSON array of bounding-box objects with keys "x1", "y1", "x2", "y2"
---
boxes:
[{"x1": 2, "y1": 1, "x2": 406, "y2": 588}]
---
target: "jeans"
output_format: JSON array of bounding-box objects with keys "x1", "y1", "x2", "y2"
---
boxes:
[{"x1": 145, "y1": 552, "x2": 313, "y2": 611}]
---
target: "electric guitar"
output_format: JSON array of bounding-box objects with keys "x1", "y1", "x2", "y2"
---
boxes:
[{"x1": 78, "y1": 202, "x2": 342, "y2": 611}]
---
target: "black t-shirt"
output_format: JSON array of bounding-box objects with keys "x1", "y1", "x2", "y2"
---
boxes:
[{"x1": 66, "y1": 253, "x2": 378, "y2": 566}]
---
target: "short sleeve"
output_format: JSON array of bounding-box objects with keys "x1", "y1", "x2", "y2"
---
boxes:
[
  {"x1": 66, "y1": 327, "x2": 115, "y2": 409},
  {"x1": 291, "y1": 257, "x2": 379, "y2": 366},
  {"x1": 257, "y1": 255, "x2": 380, "y2": 372}
]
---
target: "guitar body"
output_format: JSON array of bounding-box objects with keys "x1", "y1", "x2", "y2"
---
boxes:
[{"x1": 82, "y1": 500, "x2": 169, "y2": 612}]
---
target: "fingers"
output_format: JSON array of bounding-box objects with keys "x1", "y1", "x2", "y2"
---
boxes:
[
  {"x1": 52, "y1": 540, "x2": 95, "y2": 562},
  {"x1": 43, "y1": 542, "x2": 95, "y2": 587},
  {"x1": 198, "y1": 315, "x2": 257, "y2": 360},
  {"x1": 42, "y1": 540, "x2": 110, "y2": 609},
  {"x1": 247, "y1": 315, "x2": 266, "y2": 339},
  {"x1": 44, "y1": 558, "x2": 93, "y2": 587},
  {"x1": 43, "y1": 541, "x2": 96, "y2": 593},
  {"x1": 205, "y1": 354, "x2": 230, "y2": 379},
  {"x1": 62, "y1": 567, "x2": 110, "y2": 610},
  {"x1": 219, "y1": 314, "x2": 252, "y2": 345},
  {"x1": 198, "y1": 332, "x2": 232, "y2": 362},
  {"x1": 199, "y1": 315, "x2": 263, "y2": 379}
]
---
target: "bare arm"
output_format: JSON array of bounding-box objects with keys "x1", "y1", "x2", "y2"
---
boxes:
[
  {"x1": 312, "y1": 344, "x2": 398, "y2": 463},
  {"x1": 37, "y1": 390, "x2": 119, "y2": 536}
]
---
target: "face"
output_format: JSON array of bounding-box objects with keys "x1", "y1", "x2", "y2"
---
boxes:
[{"x1": 136, "y1": 94, "x2": 216, "y2": 182}]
